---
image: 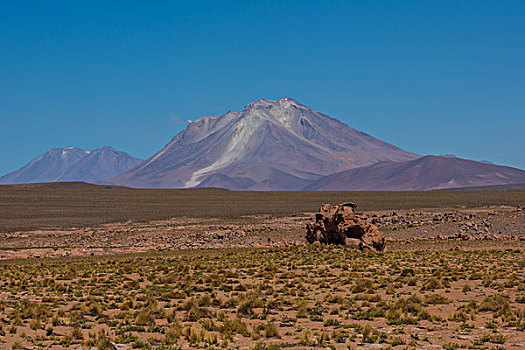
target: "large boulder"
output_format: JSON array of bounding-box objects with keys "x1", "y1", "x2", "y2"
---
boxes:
[{"x1": 306, "y1": 202, "x2": 386, "y2": 251}]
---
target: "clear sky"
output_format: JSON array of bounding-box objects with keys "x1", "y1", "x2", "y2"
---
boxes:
[{"x1": 1, "y1": 0, "x2": 524, "y2": 175}]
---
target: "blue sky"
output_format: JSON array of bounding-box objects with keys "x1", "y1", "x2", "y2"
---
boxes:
[{"x1": 1, "y1": 0, "x2": 524, "y2": 175}]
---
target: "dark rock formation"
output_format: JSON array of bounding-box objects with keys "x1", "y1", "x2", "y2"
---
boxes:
[{"x1": 306, "y1": 202, "x2": 386, "y2": 251}]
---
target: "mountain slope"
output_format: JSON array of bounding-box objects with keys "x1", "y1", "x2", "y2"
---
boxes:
[
  {"x1": 196, "y1": 165, "x2": 312, "y2": 190},
  {"x1": 304, "y1": 156, "x2": 525, "y2": 191},
  {"x1": 58, "y1": 146, "x2": 142, "y2": 183},
  {"x1": 0, "y1": 147, "x2": 142, "y2": 184},
  {"x1": 110, "y1": 98, "x2": 419, "y2": 189},
  {"x1": 0, "y1": 147, "x2": 90, "y2": 184}
]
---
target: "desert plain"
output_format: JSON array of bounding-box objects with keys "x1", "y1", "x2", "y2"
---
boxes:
[{"x1": 0, "y1": 185, "x2": 524, "y2": 349}]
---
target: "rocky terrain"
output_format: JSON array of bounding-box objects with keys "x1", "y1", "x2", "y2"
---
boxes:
[{"x1": 1, "y1": 205, "x2": 523, "y2": 260}]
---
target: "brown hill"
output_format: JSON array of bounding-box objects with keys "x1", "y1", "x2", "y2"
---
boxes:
[{"x1": 304, "y1": 156, "x2": 525, "y2": 191}]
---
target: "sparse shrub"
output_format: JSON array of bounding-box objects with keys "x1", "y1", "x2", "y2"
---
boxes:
[
  {"x1": 424, "y1": 294, "x2": 450, "y2": 304},
  {"x1": 352, "y1": 279, "x2": 375, "y2": 293},
  {"x1": 478, "y1": 294, "x2": 511, "y2": 317},
  {"x1": 264, "y1": 321, "x2": 280, "y2": 338},
  {"x1": 29, "y1": 318, "x2": 41, "y2": 330}
]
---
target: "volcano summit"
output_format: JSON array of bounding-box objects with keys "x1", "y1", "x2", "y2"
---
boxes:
[{"x1": 110, "y1": 98, "x2": 419, "y2": 189}]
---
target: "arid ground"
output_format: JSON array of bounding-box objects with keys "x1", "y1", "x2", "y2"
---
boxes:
[{"x1": 0, "y1": 186, "x2": 524, "y2": 349}]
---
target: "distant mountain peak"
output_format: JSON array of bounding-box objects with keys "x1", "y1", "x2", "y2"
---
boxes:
[
  {"x1": 109, "y1": 98, "x2": 419, "y2": 189},
  {"x1": 244, "y1": 97, "x2": 307, "y2": 110},
  {"x1": 0, "y1": 146, "x2": 142, "y2": 185},
  {"x1": 48, "y1": 146, "x2": 87, "y2": 152}
]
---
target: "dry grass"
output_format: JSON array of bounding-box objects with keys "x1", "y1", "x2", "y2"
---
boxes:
[
  {"x1": 0, "y1": 245, "x2": 523, "y2": 349},
  {"x1": 1, "y1": 185, "x2": 523, "y2": 232}
]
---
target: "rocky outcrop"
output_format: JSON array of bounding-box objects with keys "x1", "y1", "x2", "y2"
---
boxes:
[{"x1": 306, "y1": 202, "x2": 386, "y2": 251}]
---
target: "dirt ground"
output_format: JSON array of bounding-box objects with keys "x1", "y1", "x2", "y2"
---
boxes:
[{"x1": 1, "y1": 205, "x2": 523, "y2": 260}]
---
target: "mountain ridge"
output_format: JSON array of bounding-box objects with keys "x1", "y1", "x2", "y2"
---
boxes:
[
  {"x1": 109, "y1": 98, "x2": 419, "y2": 188},
  {"x1": 0, "y1": 146, "x2": 142, "y2": 184},
  {"x1": 58, "y1": 146, "x2": 143, "y2": 183},
  {"x1": 4, "y1": 98, "x2": 523, "y2": 191},
  {"x1": 304, "y1": 155, "x2": 525, "y2": 191}
]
